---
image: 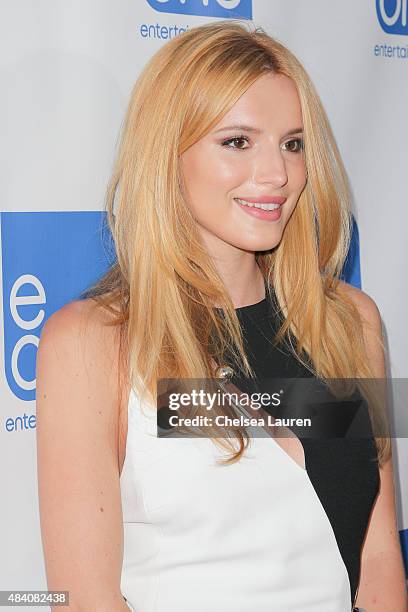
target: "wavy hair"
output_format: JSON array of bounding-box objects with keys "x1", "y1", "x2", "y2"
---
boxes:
[{"x1": 81, "y1": 20, "x2": 390, "y2": 466}]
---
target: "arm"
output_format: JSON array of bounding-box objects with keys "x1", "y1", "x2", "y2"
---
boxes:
[
  {"x1": 339, "y1": 281, "x2": 408, "y2": 611},
  {"x1": 356, "y1": 456, "x2": 407, "y2": 611},
  {"x1": 36, "y1": 300, "x2": 130, "y2": 612}
]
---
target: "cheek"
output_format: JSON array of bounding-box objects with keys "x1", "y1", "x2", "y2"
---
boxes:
[
  {"x1": 197, "y1": 154, "x2": 243, "y2": 190},
  {"x1": 181, "y1": 151, "x2": 243, "y2": 212},
  {"x1": 290, "y1": 159, "x2": 307, "y2": 191}
]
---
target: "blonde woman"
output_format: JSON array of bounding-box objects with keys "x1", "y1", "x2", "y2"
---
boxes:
[{"x1": 35, "y1": 20, "x2": 407, "y2": 612}]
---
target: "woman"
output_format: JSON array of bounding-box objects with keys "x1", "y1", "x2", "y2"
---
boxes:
[{"x1": 36, "y1": 20, "x2": 407, "y2": 612}]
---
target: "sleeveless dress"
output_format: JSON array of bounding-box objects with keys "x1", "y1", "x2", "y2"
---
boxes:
[{"x1": 119, "y1": 289, "x2": 380, "y2": 612}]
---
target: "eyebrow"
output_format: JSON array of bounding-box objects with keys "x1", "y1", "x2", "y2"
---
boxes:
[{"x1": 213, "y1": 124, "x2": 304, "y2": 137}]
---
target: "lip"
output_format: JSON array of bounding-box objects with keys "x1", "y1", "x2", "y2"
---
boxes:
[
  {"x1": 234, "y1": 196, "x2": 287, "y2": 205},
  {"x1": 234, "y1": 198, "x2": 283, "y2": 222}
]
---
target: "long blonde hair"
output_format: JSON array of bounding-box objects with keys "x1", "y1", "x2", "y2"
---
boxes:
[{"x1": 82, "y1": 20, "x2": 390, "y2": 467}]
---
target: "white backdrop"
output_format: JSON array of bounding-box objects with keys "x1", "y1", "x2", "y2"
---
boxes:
[{"x1": 1, "y1": 1, "x2": 407, "y2": 607}]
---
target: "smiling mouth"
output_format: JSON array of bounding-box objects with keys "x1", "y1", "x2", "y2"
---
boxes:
[{"x1": 234, "y1": 198, "x2": 282, "y2": 211}]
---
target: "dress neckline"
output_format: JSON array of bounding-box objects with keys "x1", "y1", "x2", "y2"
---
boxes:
[{"x1": 235, "y1": 296, "x2": 269, "y2": 317}]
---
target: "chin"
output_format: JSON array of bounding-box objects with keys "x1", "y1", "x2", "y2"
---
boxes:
[{"x1": 232, "y1": 235, "x2": 283, "y2": 253}]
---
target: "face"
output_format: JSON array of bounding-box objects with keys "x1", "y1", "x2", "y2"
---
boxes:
[{"x1": 179, "y1": 72, "x2": 307, "y2": 257}]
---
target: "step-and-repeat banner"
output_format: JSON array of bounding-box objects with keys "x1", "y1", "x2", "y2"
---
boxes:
[{"x1": 1, "y1": 0, "x2": 407, "y2": 605}]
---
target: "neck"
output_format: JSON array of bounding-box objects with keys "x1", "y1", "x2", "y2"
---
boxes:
[
  {"x1": 212, "y1": 261, "x2": 266, "y2": 309},
  {"x1": 196, "y1": 227, "x2": 268, "y2": 308}
]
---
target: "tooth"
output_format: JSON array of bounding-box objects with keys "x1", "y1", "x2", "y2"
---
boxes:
[{"x1": 235, "y1": 198, "x2": 280, "y2": 211}]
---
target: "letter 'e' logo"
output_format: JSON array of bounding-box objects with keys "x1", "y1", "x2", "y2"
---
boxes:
[
  {"x1": 1, "y1": 211, "x2": 111, "y2": 401},
  {"x1": 146, "y1": 0, "x2": 252, "y2": 19},
  {"x1": 376, "y1": 0, "x2": 408, "y2": 35}
]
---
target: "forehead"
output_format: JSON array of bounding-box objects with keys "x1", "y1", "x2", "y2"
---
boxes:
[{"x1": 215, "y1": 73, "x2": 303, "y2": 131}]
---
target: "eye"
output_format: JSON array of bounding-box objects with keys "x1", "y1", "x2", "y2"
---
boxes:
[
  {"x1": 221, "y1": 135, "x2": 250, "y2": 150},
  {"x1": 282, "y1": 138, "x2": 304, "y2": 153}
]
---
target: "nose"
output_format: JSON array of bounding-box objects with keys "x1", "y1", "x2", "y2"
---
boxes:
[{"x1": 252, "y1": 146, "x2": 288, "y2": 188}]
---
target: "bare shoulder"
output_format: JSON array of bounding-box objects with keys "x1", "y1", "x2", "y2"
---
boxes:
[
  {"x1": 39, "y1": 296, "x2": 124, "y2": 375},
  {"x1": 336, "y1": 279, "x2": 385, "y2": 377},
  {"x1": 336, "y1": 279, "x2": 382, "y2": 330},
  {"x1": 39, "y1": 297, "x2": 120, "y2": 355}
]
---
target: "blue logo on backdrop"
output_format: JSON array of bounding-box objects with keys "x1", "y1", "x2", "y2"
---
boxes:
[
  {"x1": 376, "y1": 0, "x2": 408, "y2": 35},
  {"x1": 146, "y1": 0, "x2": 252, "y2": 19},
  {"x1": 1, "y1": 212, "x2": 112, "y2": 401}
]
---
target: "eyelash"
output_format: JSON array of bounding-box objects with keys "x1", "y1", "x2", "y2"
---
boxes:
[{"x1": 221, "y1": 134, "x2": 304, "y2": 153}]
